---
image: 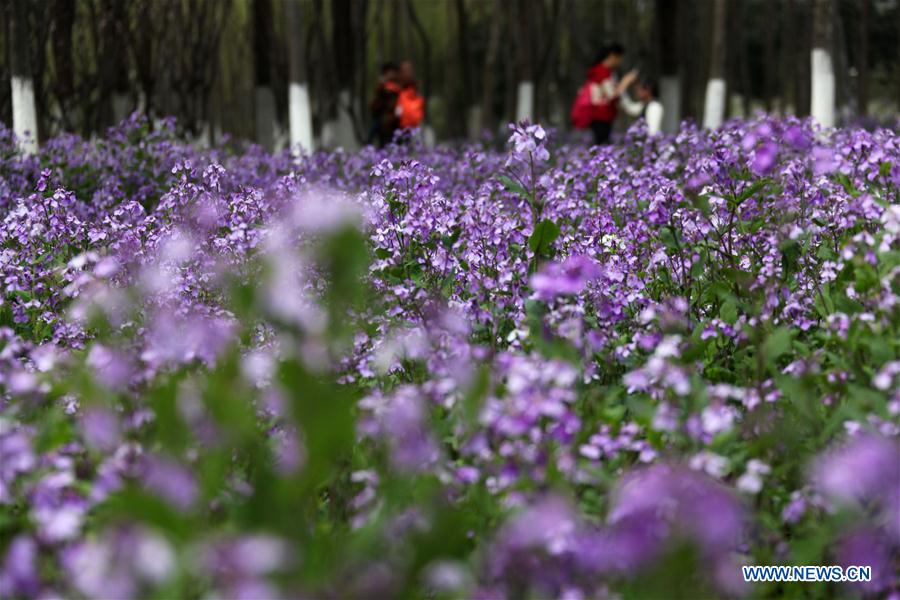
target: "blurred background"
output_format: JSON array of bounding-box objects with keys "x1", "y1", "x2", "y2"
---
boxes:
[{"x1": 2, "y1": 0, "x2": 898, "y2": 151}]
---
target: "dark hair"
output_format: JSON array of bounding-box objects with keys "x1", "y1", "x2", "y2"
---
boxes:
[
  {"x1": 639, "y1": 78, "x2": 659, "y2": 98},
  {"x1": 381, "y1": 62, "x2": 398, "y2": 74},
  {"x1": 594, "y1": 43, "x2": 625, "y2": 64}
]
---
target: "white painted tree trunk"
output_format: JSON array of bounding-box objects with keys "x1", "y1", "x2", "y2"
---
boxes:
[
  {"x1": 422, "y1": 125, "x2": 436, "y2": 148},
  {"x1": 285, "y1": 0, "x2": 312, "y2": 156},
  {"x1": 811, "y1": 48, "x2": 836, "y2": 128},
  {"x1": 11, "y1": 76, "x2": 38, "y2": 154},
  {"x1": 515, "y1": 81, "x2": 534, "y2": 123},
  {"x1": 322, "y1": 90, "x2": 358, "y2": 151},
  {"x1": 112, "y1": 93, "x2": 131, "y2": 125},
  {"x1": 660, "y1": 76, "x2": 681, "y2": 134},
  {"x1": 730, "y1": 94, "x2": 747, "y2": 119},
  {"x1": 466, "y1": 106, "x2": 482, "y2": 139},
  {"x1": 289, "y1": 82, "x2": 314, "y2": 155},
  {"x1": 254, "y1": 85, "x2": 277, "y2": 151},
  {"x1": 702, "y1": 78, "x2": 726, "y2": 129}
]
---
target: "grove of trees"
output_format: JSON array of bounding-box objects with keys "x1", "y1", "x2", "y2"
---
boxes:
[{"x1": 2, "y1": 0, "x2": 898, "y2": 152}]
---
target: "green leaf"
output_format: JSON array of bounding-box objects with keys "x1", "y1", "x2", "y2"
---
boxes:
[
  {"x1": 719, "y1": 297, "x2": 739, "y2": 325},
  {"x1": 499, "y1": 175, "x2": 528, "y2": 197},
  {"x1": 721, "y1": 267, "x2": 754, "y2": 288},
  {"x1": 96, "y1": 486, "x2": 195, "y2": 540},
  {"x1": 853, "y1": 263, "x2": 879, "y2": 294},
  {"x1": 462, "y1": 366, "x2": 490, "y2": 425},
  {"x1": 528, "y1": 219, "x2": 560, "y2": 256},
  {"x1": 279, "y1": 359, "x2": 356, "y2": 492},
  {"x1": 660, "y1": 227, "x2": 680, "y2": 252},
  {"x1": 202, "y1": 351, "x2": 256, "y2": 439},
  {"x1": 690, "y1": 193, "x2": 711, "y2": 215},
  {"x1": 735, "y1": 179, "x2": 766, "y2": 204},
  {"x1": 780, "y1": 239, "x2": 802, "y2": 278},
  {"x1": 763, "y1": 327, "x2": 793, "y2": 366}
]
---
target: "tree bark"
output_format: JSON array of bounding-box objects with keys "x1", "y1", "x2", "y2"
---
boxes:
[
  {"x1": 792, "y1": 0, "x2": 811, "y2": 115},
  {"x1": 132, "y1": 0, "x2": 157, "y2": 120},
  {"x1": 811, "y1": 0, "x2": 835, "y2": 127},
  {"x1": 455, "y1": 0, "x2": 472, "y2": 111},
  {"x1": 8, "y1": 0, "x2": 38, "y2": 153},
  {"x1": 735, "y1": 0, "x2": 751, "y2": 117},
  {"x1": 332, "y1": 0, "x2": 356, "y2": 92},
  {"x1": 480, "y1": 0, "x2": 502, "y2": 132},
  {"x1": 779, "y1": 0, "x2": 794, "y2": 113},
  {"x1": 286, "y1": 0, "x2": 313, "y2": 153},
  {"x1": 656, "y1": 0, "x2": 681, "y2": 133},
  {"x1": 856, "y1": 0, "x2": 869, "y2": 116},
  {"x1": 325, "y1": 0, "x2": 359, "y2": 149},
  {"x1": 406, "y1": 0, "x2": 431, "y2": 100},
  {"x1": 534, "y1": 0, "x2": 561, "y2": 124},
  {"x1": 763, "y1": 0, "x2": 776, "y2": 111},
  {"x1": 702, "y1": 0, "x2": 727, "y2": 128},
  {"x1": 254, "y1": 0, "x2": 277, "y2": 150},
  {"x1": 51, "y1": 0, "x2": 75, "y2": 128},
  {"x1": 515, "y1": 0, "x2": 536, "y2": 123}
]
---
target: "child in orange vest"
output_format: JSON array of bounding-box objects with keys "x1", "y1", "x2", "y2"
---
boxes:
[
  {"x1": 368, "y1": 62, "x2": 402, "y2": 147},
  {"x1": 395, "y1": 60, "x2": 425, "y2": 133}
]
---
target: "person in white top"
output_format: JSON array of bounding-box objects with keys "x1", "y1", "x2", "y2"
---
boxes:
[
  {"x1": 620, "y1": 79, "x2": 664, "y2": 136},
  {"x1": 584, "y1": 43, "x2": 638, "y2": 145}
]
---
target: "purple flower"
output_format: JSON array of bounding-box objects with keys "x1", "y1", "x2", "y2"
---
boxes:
[
  {"x1": 783, "y1": 125, "x2": 809, "y2": 150},
  {"x1": 0, "y1": 535, "x2": 39, "y2": 597},
  {"x1": 609, "y1": 464, "x2": 744, "y2": 554},
  {"x1": 530, "y1": 255, "x2": 600, "y2": 301},
  {"x1": 833, "y1": 528, "x2": 895, "y2": 593},
  {"x1": 812, "y1": 146, "x2": 839, "y2": 175},
  {"x1": 63, "y1": 527, "x2": 175, "y2": 600},
  {"x1": 506, "y1": 123, "x2": 550, "y2": 167},
  {"x1": 0, "y1": 429, "x2": 35, "y2": 503},
  {"x1": 812, "y1": 434, "x2": 900, "y2": 539},
  {"x1": 751, "y1": 141, "x2": 778, "y2": 175},
  {"x1": 80, "y1": 407, "x2": 122, "y2": 452},
  {"x1": 141, "y1": 455, "x2": 199, "y2": 510}
]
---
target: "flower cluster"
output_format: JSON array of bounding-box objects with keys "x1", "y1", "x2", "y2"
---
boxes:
[{"x1": 0, "y1": 114, "x2": 898, "y2": 598}]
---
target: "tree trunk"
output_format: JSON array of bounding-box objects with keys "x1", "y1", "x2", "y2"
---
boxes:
[
  {"x1": 833, "y1": 0, "x2": 850, "y2": 118},
  {"x1": 763, "y1": 0, "x2": 776, "y2": 111},
  {"x1": 286, "y1": 0, "x2": 313, "y2": 153},
  {"x1": 325, "y1": 0, "x2": 358, "y2": 149},
  {"x1": 702, "y1": 0, "x2": 727, "y2": 129},
  {"x1": 8, "y1": 0, "x2": 38, "y2": 153},
  {"x1": 254, "y1": 0, "x2": 277, "y2": 150},
  {"x1": 514, "y1": 0, "x2": 536, "y2": 123},
  {"x1": 656, "y1": 0, "x2": 680, "y2": 133},
  {"x1": 480, "y1": 0, "x2": 502, "y2": 133},
  {"x1": 534, "y1": 0, "x2": 561, "y2": 124},
  {"x1": 794, "y1": 0, "x2": 811, "y2": 115},
  {"x1": 856, "y1": 0, "x2": 868, "y2": 116},
  {"x1": 51, "y1": 0, "x2": 75, "y2": 129},
  {"x1": 734, "y1": 0, "x2": 751, "y2": 117},
  {"x1": 99, "y1": 1, "x2": 132, "y2": 128},
  {"x1": 455, "y1": 0, "x2": 476, "y2": 136},
  {"x1": 406, "y1": 0, "x2": 431, "y2": 100},
  {"x1": 390, "y1": 0, "x2": 404, "y2": 60},
  {"x1": 133, "y1": 0, "x2": 157, "y2": 120},
  {"x1": 780, "y1": 0, "x2": 794, "y2": 113},
  {"x1": 680, "y1": 1, "x2": 699, "y2": 120},
  {"x1": 375, "y1": 0, "x2": 385, "y2": 65},
  {"x1": 811, "y1": 0, "x2": 835, "y2": 127}
]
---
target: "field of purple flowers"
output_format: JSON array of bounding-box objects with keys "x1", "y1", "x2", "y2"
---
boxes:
[{"x1": 0, "y1": 115, "x2": 898, "y2": 599}]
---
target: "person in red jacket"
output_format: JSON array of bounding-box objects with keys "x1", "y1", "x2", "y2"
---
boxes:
[
  {"x1": 587, "y1": 43, "x2": 638, "y2": 145},
  {"x1": 395, "y1": 60, "x2": 425, "y2": 134},
  {"x1": 368, "y1": 62, "x2": 402, "y2": 147}
]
